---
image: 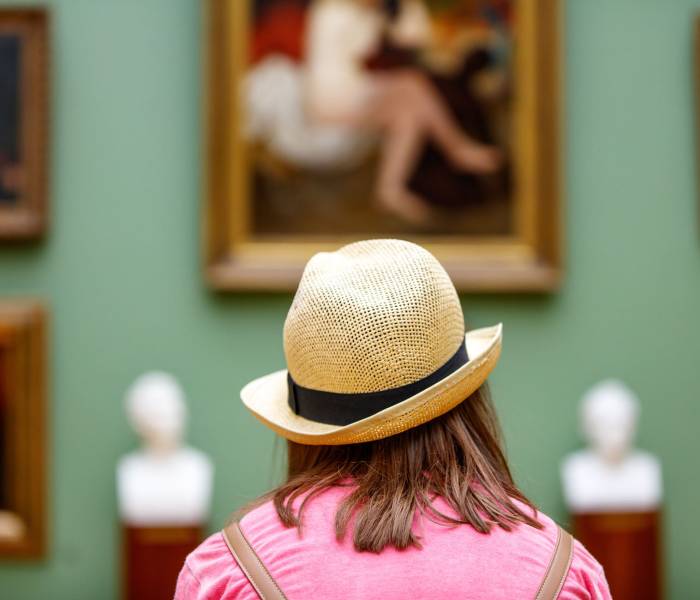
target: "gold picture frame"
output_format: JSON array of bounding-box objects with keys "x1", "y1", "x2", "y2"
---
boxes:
[
  {"x1": 0, "y1": 9, "x2": 49, "y2": 240},
  {"x1": 204, "y1": 0, "x2": 562, "y2": 292},
  {"x1": 695, "y1": 14, "x2": 700, "y2": 230},
  {"x1": 0, "y1": 301, "x2": 46, "y2": 559}
]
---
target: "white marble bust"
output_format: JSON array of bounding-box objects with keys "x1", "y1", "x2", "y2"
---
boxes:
[
  {"x1": 561, "y1": 379, "x2": 662, "y2": 513},
  {"x1": 116, "y1": 372, "x2": 214, "y2": 526}
]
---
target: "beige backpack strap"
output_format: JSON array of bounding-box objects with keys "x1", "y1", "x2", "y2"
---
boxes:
[
  {"x1": 535, "y1": 525, "x2": 574, "y2": 600},
  {"x1": 222, "y1": 521, "x2": 288, "y2": 600}
]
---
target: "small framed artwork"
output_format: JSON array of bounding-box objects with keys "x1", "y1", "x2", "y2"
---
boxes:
[
  {"x1": 0, "y1": 301, "x2": 46, "y2": 559},
  {"x1": 695, "y1": 14, "x2": 700, "y2": 228},
  {"x1": 204, "y1": 0, "x2": 562, "y2": 292},
  {"x1": 0, "y1": 9, "x2": 49, "y2": 240}
]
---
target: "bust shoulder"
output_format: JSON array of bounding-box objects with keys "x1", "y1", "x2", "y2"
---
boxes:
[
  {"x1": 561, "y1": 449, "x2": 662, "y2": 513},
  {"x1": 117, "y1": 447, "x2": 214, "y2": 525}
]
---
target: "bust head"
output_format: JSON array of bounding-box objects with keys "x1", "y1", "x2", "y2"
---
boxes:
[
  {"x1": 125, "y1": 372, "x2": 187, "y2": 454},
  {"x1": 580, "y1": 379, "x2": 639, "y2": 464}
]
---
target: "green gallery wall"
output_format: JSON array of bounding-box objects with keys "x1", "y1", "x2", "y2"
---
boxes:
[{"x1": 1, "y1": 0, "x2": 699, "y2": 598}]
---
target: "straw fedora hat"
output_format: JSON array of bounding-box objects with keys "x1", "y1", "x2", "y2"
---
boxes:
[{"x1": 241, "y1": 239, "x2": 502, "y2": 445}]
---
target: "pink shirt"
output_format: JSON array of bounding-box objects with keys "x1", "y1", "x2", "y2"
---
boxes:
[{"x1": 176, "y1": 487, "x2": 611, "y2": 599}]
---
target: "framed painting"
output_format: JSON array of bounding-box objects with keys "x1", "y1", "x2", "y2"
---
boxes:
[
  {"x1": 0, "y1": 301, "x2": 46, "y2": 559},
  {"x1": 0, "y1": 9, "x2": 49, "y2": 240},
  {"x1": 695, "y1": 14, "x2": 700, "y2": 229},
  {"x1": 205, "y1": 0, "x2": 562, "y2": 292}
]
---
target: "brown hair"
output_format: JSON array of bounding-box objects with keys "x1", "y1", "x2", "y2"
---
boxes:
[{"x1": 249, "y1": 384, "x2": 541, "y2": 553}]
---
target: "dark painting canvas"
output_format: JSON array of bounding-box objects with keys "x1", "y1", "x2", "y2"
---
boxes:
[
  {"x1": 0, "y1": 35, "x2": 21, "y2": 205},
  {"x1": 0, "y1": 9, "x2": 48, "y2": 240}
]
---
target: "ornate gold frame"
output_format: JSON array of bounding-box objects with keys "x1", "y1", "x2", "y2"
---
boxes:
[
  {"x1": 0, "y1": 301, "x2": 46, "y2": 558},
  {"x1": 204, "y1": 0, "x2": 562, "y2": 292},
  {"x1": 695, "y1": 15, "x2": 700, "y2": 230},
  {"x1": 0, "y1": 9, "x2": 49, "y2": 240}
]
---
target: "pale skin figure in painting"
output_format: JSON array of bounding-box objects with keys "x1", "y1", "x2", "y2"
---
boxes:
[
  {"x1": 0, "y1": 511, "x2": 24, "y2": 541},
  {"x1": 306, "y1": 0, "x2": 502, "y2": 223}
]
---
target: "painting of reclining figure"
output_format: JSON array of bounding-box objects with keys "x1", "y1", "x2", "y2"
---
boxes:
[{"x1": 205, "y1": 0, "x2": 561, "y2": 291}]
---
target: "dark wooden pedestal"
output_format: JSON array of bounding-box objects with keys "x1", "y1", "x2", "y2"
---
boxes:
[
  {"x1": 573, "y1": 510, "x2": 663, "y2": 600},
  {"x1": 122, "y1": 524, "x2": 203, "y2": 600}
]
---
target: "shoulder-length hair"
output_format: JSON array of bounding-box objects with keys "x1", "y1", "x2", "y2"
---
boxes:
[{"x1": 249, "y1": 384, "x2": 541, "y2": 553}]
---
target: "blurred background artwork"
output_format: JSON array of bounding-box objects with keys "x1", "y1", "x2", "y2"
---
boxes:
[
  {"x1": 0, "y1": 9, "x2": 48, "y2": 240},
  {"x1": 0, "y1": 301, "x2": 45, "y2": 559},
  {"x1": 205, "y1": 0, "x2": 561, "y2": 291},
  {"x1": 247, "y1": 0, "x2": 511, "y2": 232},
  {"x1": 117, "y1": 372, "x2": 213, "y2": 600},
  {"x1": 562, "y1": 380, "x2": 663, "y2": 600}
]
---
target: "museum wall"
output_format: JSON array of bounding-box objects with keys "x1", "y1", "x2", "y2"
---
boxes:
[{"x1": 1, "y1": 0, "x2": 699, "y2": 597}]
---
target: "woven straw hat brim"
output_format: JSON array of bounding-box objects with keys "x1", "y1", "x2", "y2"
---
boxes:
[{"x1": 240, "y1": 324, "x2": 502, "y2": 446}]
